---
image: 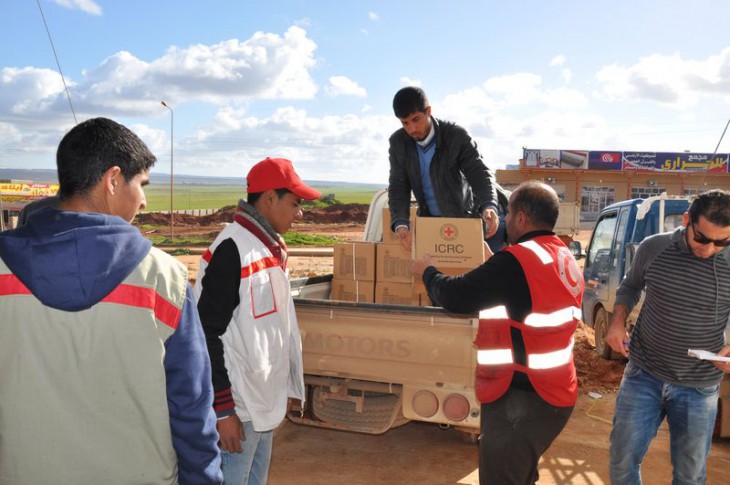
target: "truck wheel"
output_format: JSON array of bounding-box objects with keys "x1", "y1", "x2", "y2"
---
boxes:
[
  {"x1": 311, "y1": 386, "x2": 409, "y2": 434},
  {"x1": 594, "y1": 307, "x2": 613, "y2": 360}
]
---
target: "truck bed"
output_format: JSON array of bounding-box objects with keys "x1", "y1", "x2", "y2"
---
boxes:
[{"x1": 291, "y1": 275, "x2": 481, "y2": 433}]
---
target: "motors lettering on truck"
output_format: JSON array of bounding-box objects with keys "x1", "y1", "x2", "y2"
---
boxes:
[{"x1": 303, "y1": 332, "x2": 411, "y2": 358}]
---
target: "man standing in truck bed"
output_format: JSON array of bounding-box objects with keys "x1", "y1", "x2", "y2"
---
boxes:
[
  {"x1": 195, "y1": 157, "x2": 321, "y2": 484},
  {"x1": 413, "y1": 181, "x2": 584, "y2": 484},
  {"x1": 606, "y1": 189, "x2": 730, "y2": 484},
  {"x1": 387, "y1": 86, "x2": 505, "y2": 251}
]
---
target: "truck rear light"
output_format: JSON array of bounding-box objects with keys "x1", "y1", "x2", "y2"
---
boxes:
[
  {"x1": 411, "y1": 390, "x2": 438, "y2": 418},
  {"x1": 443, "y1": 393, "x2": 469, "y2": 421}
]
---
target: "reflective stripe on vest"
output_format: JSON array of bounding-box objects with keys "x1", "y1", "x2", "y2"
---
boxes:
[
  {"x1": 524, "y1": 306, "x2": 582, "y2": 328},
  {"x1": 518, "y1": 240, "x2": 552, "y2": 264},
  {"x1": 476, "y1": 336, "x2": 575, "y2": 370},
  {"x1": 528, "y1": 337, "x2": 575, "y2": 369},
  {"x1": 477, "y1": 300, "x2": 578, "y2": 370},
  {"x1": 477, "y1": 348, "x2": 513, "y2": 365}
]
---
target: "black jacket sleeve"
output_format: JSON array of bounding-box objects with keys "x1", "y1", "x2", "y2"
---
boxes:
[
  {"x1": 196, "y1": 237, "x2": 241, "y2": 416},
  {"x1": 423, "y1": 251, "x2": 531, "y2": 322}
]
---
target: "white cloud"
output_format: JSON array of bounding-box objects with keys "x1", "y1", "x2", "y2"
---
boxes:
[
  {"x1": 368, "y1": 11, "x2": 379, "y2": 21},
  {"x1": 399, "y1": 77, "x2": 421, "y2": 87},
  {"x1": 166, "y1": 106, "x2": 396, "y2": 183},
  {"x1": 325, "y1": 76, "x2": 367, "y2": 97},
  {"x1": 595, "y1": 47, "x2": 730, "y2": 108},
  {"x1": 561, "y1": 68, "x2": 572, "y2": 83},
  {"x1": 0, "y1": 26, "x2": 319, "y2": 122},
  {"x1": 550, "y1": 55, "x2": 566, "y2": 67},
  {"x1": 51, "y1": 0, "x2": 102, "y2": 16}
]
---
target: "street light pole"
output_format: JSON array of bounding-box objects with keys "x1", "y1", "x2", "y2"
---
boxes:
[{"x1": 160, "y1": 101, "x2": 174, "y2": 240}]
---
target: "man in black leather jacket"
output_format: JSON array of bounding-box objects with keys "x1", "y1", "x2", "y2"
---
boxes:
[{"x1": 387, "y1": 86, "x2": 505, "y2": 251}]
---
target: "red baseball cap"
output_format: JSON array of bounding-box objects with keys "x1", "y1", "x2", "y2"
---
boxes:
[{"x1": 246, "y1": 157, "x2": 321, "y2": 200}]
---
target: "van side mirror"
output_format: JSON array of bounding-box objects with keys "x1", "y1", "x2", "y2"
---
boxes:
[{"x1": 568, "y1": 240, "x2": 583, "y2": 260}]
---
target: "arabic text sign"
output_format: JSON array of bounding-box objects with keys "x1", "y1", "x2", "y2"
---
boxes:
[
  {"x1": 0, "y1": 183, "x2": 59, "y2": 196},
  {"x1": 0, "y1": 183, "x2": 59, "y2": 211},
  {"x1": 622, "y1": 152, "x2": 728, "y2": 173}
]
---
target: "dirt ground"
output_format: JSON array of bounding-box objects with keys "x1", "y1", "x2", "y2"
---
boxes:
[{"x1": 165, "y1": 208, "x2": 730, "y2": 484}]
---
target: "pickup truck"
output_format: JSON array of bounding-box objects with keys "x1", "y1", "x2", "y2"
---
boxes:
[
  {"x1": 555, "y1": 201, "x2": 580, "y2": 244},
  {"x1": 287, "y1": 189, "x2": 481, "y2": 438},
  {"x1": 578, "y1": 193, "x2": 689, "y2": 359},
  {"x1": 576, "y1": 193, "x2": 729, "y2": 438}
]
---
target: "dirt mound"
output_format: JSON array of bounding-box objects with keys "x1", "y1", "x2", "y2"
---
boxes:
[
  {"x1": 137, "y1": 203, "x2": 369, "y2": 228},
  {"x1": 301, "y1": 203, "x2": 369, "y2": 224},
  {"x1": 574, "y1": 323, "x2": 625, "y2": 394}
]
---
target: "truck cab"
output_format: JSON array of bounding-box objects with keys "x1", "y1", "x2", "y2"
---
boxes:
[{"x1": 580, "y1": 194, "x2": 689, "y2": 358}]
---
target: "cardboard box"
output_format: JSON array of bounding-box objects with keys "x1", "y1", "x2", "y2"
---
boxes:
[
  {"x1": 330, "y1": 279, "x2": 375, "y2": 303},
  {"x1": 413, "y1": 216, "x2": 485, "y2": 269},
  {"x1": 413, "y1": 267, "x2": 473, "y2": 298},
  {"x1": 376, "y1": 243, "x2": 412, "y2": 283},
  {"x1": 374, "y1": 281, "x2": 414, "y2": 305},
  {"x1": 382, "y1": 206, "x2": 418, "y2": 243},
  {"x1": 333, "y1": 242, "x2": 376, "y2": 281}
]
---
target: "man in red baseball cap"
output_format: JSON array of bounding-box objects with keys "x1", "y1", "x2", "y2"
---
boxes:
[{"x1": 194, "y1": 157, "x2": 320, "y2": 484}]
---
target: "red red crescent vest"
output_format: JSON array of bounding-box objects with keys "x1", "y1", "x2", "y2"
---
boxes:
[{"x1": 474, "y1": 235, "x2": 584, "y2": 407}]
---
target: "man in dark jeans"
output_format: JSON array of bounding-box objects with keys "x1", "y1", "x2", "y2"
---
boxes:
[
  {"x1": 387, "y1": 86, "x2": 506, "y2": 251},
  {"x1": 413, "y1": 181, "x2": 584, "y2": 484}
]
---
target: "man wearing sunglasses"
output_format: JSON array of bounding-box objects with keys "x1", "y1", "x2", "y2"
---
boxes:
[{"x1": 606, "y1": 189, "x2": 730, "y2": 484}]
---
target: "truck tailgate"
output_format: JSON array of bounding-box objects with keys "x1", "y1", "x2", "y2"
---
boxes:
[{"x1": 295, "y1": 298, "x2": 477, "y2": 389}]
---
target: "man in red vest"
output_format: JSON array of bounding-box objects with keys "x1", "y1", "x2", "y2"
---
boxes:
[{"x1": 413, "y1": 181, "x2": 584, "y2": 484}]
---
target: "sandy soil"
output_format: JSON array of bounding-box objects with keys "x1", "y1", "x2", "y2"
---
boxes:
[{"x1": 167, "y1": 210, "x2": 730, "y2": 484}]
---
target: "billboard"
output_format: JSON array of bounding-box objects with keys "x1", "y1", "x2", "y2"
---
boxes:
[
  {"x1": 524, "y1": 149, "x2": 729, "y2": 173},
  {"x1": 0, "y1": 183, "x2": 59, "y2": 211},
  {"x1": 623, "y1": 152, "x2": 728, "y2": 172},
  {"x1": 524, "y1": 149, "x2": 588, "y2": 169}
]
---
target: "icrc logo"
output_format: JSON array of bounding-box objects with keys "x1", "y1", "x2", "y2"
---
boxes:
[{"x1": 439, "y1": 223, "x2": 459, "y2": 241}]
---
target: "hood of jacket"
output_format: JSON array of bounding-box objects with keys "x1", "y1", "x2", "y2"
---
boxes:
[{"x1": 0, "y1": 207, "x2": 151, "y2": 311}]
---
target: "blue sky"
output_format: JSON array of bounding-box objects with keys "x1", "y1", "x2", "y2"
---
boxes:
[{"x1": 2, "y1": 0, "x2": 730, "y2": 184}]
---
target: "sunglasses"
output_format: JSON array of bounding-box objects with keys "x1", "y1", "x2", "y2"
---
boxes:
[{"x1": 690, "y1": 219, "x2": 730, "y2": 247}]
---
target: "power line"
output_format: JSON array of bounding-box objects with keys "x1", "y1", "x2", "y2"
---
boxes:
[{"x1": 36, "y1": 0, "x2": 77, "y2": 124}]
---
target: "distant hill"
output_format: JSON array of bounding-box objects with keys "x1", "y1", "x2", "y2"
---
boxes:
[{"x1": 0, "y1": 168, "x2": 385, "y2": 189}]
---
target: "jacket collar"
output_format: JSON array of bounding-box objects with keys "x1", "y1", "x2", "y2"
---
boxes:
[{"x1": 233, "y1": 200, "x2": 288, "y2": 269}]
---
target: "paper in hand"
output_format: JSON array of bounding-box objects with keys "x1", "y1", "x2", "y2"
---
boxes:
[{"x1": 687, "y1": 349, "x2": 730, "y2": 363}]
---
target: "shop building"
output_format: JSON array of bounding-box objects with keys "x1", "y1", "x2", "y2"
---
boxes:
[{"x1": 496, "y1": 149, "x2": 730, "y2": 222}]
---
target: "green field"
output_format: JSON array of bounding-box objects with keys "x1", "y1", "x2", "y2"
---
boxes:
[{"x1": 144, "y1": 183, "x2": 383, "y2": 211}]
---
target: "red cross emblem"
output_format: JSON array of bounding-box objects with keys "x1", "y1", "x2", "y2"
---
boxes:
[{"x1": 440, "y1": 224, "x2": 459, "y2": 241}]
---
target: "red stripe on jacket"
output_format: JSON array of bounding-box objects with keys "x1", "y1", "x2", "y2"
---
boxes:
[
  {"x1": 0, "y1": 275, "x2": 181, "y2": 330},
  {"x1": 102, "y1": 284, "x2": 182, "y2": 330},
  {"x1": 241, "y1": 257, "x2": 281, "y2": 278},
  {"x1": 0, "y1": 274, "x2": 32, "y2": 296}
]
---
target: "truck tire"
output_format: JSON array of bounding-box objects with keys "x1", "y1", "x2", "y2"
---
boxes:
[
  {"x1": 594, "y1": 307, "x2": 613, "y2": 360},
  {"x1": 311, "y1": 386, "x2": 410, "y2": 434}
]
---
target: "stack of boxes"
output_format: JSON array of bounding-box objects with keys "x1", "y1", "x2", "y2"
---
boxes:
[{"x1": 331, "y1": 206, "x2": 486, "y2": 306}]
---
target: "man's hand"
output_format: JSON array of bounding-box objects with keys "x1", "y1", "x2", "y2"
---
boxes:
[
  {"x1": 605, "y1": 305, "x2": 630, "y2": 358},
  {"x1": 483, "y1": 241, "x2": 494, "y2": 261},
  {"x1": 482, "y1": 208, "x2": 499, "y2": 239},
  {"x1": 411, "y1": 253, "x2": 435, "y2": 281},
  {"x1": 217, "y1": 414, "x2": 245, "y2": 453},
  {"x1": 713, "y1": 345, "x2": 730, "y2": 373},
  {"x1": 396, "y1": 226, "x2": 413, "y2": 251}
]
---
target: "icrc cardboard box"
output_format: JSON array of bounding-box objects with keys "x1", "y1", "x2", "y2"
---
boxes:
[
  {"x1": 413, "y1": 216, "x2": 485, "y2": 268},
  {"x1": 374, "y1": 281, "x2": 414, "y2": 305},
  {"x1": 413, "y1": 267, "x2": 472, "y2": 306},
  {"x1": 333, "y1": 242, "x2": 376, "y2": 281},
  {"x1": 382, "y1": 206, "x2": 418, "y2": 243},
  {"x1": 330, "y1": 278, "x2": 375, "y2": 303},
  {"x1": 376, "y1": 243, "x2": 412, "y2": 283}
]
